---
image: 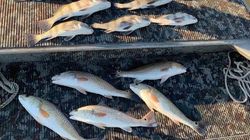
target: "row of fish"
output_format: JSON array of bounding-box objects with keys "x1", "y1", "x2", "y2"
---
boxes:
[
  {"x1": 28, "y1": 0, "x2": 198, "y2": 46},
  {"x1": 18, "y1": 61, "x2": 206, "y2": 140},
  {"x1": 37, "y1": 0, "x2": 174, "y2": 30}
]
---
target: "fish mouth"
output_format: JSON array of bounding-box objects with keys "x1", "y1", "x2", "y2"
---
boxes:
[{"x1": 18, "y1": 94, "x2": 29, "y2": 104}]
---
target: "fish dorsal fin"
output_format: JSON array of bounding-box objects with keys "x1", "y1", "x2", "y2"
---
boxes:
[
  {"x1": 160, "y1": 75, "x2": 170, "y2": 84},
  {"x1": 119, "y1": 21, "x2": 133, "y2": 30},
  {"x1": 121, "y1": 127, "x2": 132, "y2": 133},
  {"x1": 64, "y1": 36, "x2": 75, "y2": 41},
  {"x1": 39, "y1": 104, "x2": 50, "y2": 118},
  {"x1": 75, "y1": 87, "x2": 87, "y2": 95},
  {"x1": 93, "y1": 123, "x2": 106, "y2": 129}
]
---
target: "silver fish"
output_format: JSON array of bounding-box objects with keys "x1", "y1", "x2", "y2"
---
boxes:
[
  {"x1": 38, "y1": 0, "x2": 111, "y2": 30},
  {"x1": 114, "y1": 0, "x2": 172, "y2": 10},
  {"x1": 18, "y1": 95, "x2": 86, "y2": 140},
  {"x1": 28, "y1": 20, "x2": 93, "y2": 47},
  {"x1": 150, "y1": 12, "x2": 198, "y2": 26},
  {"x1": 52, "y1": 71, "x2": 137, "y2": 100},
  {"x1": 92, "y1": 15, "x2": 151, "y2": 34},
  {"x1": 70, "y1": 105, "x2": 157, "y2": 133},
  {"x1": 129, "y1": 84, "x2": 206, "y2": 136},
  {"x1": 116, "y1": 62, "x2": 187, "y2": 84}
]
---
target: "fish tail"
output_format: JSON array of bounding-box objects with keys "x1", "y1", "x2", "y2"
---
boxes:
[
  {"x1": 91, "y1": 23, "x2": 108, "y2": 30},
  {"x1": 142, "y1": 111, "x2": 157, "y2": 127},
  {"x1": 27, "y1": 34, "x2": 41, "y2": 47},
  {"x1": 192, "y1": 122, "x2": 206, "y2": 136},
  {"x1": 115, "y1": 71, "x2": 123, "y2": 77},
  {"x1": 38, "y1": 18, "x2": 54, "y2": 31},
  {"x1": 123, "y1": 90, "x2": 140, "y2": 102}
]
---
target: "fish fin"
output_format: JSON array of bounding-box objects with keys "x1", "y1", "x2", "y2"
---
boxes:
[
  {"x1": 27, "y1": 34, "x2": 40, "y2": 47},
  {"x1": 98, "y1": 101, "x2": 107, "y2": 106},
  {"x1": 104, "y1": 95, "x2": 113, "y2": 99},
  {"x1": 124, "y1": 90, "x2": 140, "y2": 102},
  {"x1": 119, "y1": 21, "x2": 133, "y2": 30},
  {"x1": 121, "y1": 127, "x2": 132, "y2": 133},
  {"x1": 38, "y1": 19, "x2": 53, "y2": 31},
  {"x1": 160, "y1": 75, "x2": 170, "y2": 84},
  {"x1": 142, "y1": 111, "x2": 157, "y2": 127},
  {"x1": 171, "y1": 119, "x2": 181, "y2": 126},
  {"x1": 146, "y1": 5, "x2": 156, "y2": 9},
  {"x1": 122, "y1": 30, "x2": 134, "y2": 35},
  {"x1": 115, "y1": 71, "x2": 122, "y2": 77},
  {"x1": 147, "y1": 0, "x2": 158, "y2": 5},
  {"x1": 81, "y1": 14, "x2": 91, "y2": 19},
  {"x1": 76, "y1": 88, "x2": 88, "y2": 95},
  {"x1": 44, "y1": 36, "x2": 56, "y2": 41},
  {"x1": 133, "y1": 79, "x2": 143, "y2": 84},
  {"x1": 104, "y1": 29, "x2": 114, "y2": 33},
  {"x1": 93, "y1": 123, "x2": 106, "y2": 129},
  {"x1": 64, "y1": 36, "x2": 75, "y2": 41},
  {"x1": 193, "y1": 122, "x2": 206, "y2": 136},
  {"x1": 128, "y1": 7, "x2": 140, "y2": 11}
]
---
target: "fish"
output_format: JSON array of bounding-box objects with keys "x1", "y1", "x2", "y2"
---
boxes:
[
  {"x1": 92, "y1": 15, "x2": 151, "y2": 34},
  {"x1": 129, "y1": 84, "x2": 206, "y2": 136},
  {"x1": 69, "y1": 105, "x2": 157, "y2": 132},
  {"x1": 28, "y1": 20, "x2": 94, "y2": 47},
  {"x1": 150, "y1": 12, "x2": 198, "y2": 26},
  {"x1": 114, "y1": 0, "x2": 172, "y2": 10},
  {"x1": 116, "y1": 61, "x2": 187, "y2": 84},
  {"x1": 38, "y1": 0, "x2": 111, "y2": 30},
  {"x1": 18, "y1": 95, "x2": 86, "y2": 140},
  {"x1": 52, "y1": 71, "x2": 138, "y2": 100}
]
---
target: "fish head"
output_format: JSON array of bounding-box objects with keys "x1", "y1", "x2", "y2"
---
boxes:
[
  {"x1": 52, "y1": 71, "x2": 79, "y2": 87},
  {"x1": 69, "y1": 106, "x2": 95, "y2": 121},
  {"x1": 130, "y1": 83, "x2": 152, "y2": 98},
  {"x1": 169, "y1": 63, "x2": 187, "y2": 75},
  {"x1": 78, "y1": 22, "x2": 94, "y2": 34},
  {"x1": 174, "y1": 12, "x2": 198, "y2": 25},
  {"x1": 18, "y1": 95, "x2": 42, "y2": 115}
]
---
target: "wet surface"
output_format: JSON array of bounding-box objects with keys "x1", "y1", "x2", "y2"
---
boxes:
[
  {"x1": 0, "y1": 0, "x2": 250, "y2": 48},
  {"x1": 1, "y1": 49, "x2": 250, "y2": 139}
]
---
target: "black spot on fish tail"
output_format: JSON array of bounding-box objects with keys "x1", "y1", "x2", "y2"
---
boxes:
[
  {"x1": 38, "y1": 19, "x2": 52, "y2": 31},
  {"x1": 194, "y1": 122, "x2": 207, "y2": 136},
  {"x1": 27, "y1": 34, "x2": 38, "y2": 47}
]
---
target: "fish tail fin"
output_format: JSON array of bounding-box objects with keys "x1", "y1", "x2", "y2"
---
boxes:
[
  {"x1": 123, "y1": 90, "x2": 140, "y2": 102},
  {"x1": 192, "y1": 122, "x2": 206, "y2": 136},
  {"x1": 27, "y1": 34, "x2": 41, "y2": 47},
  {"x1": 115, "y1": 71, "x2": 123, "y2": 77},
  {"x1": 142, "y1": 111, "x2": 157, "y2": 127},
  {"x1": 91, "y1": 23, "x2": 107, "y2": 30},
  {"x1": 38, "y1": 18, "x2": 54, "y2": 31}
]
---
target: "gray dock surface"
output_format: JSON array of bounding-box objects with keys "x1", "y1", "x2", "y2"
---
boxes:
[{"x1": 0, "y1": 0, "x2": 249, "y2": 48}]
